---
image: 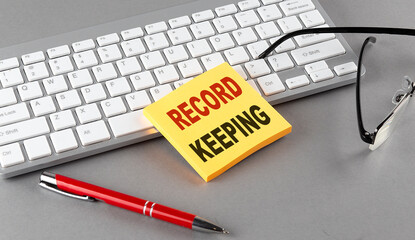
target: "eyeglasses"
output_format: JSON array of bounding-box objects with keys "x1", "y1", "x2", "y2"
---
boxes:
[{"x1": 258, "y1": 27, "x2": 415, "y2": 150}]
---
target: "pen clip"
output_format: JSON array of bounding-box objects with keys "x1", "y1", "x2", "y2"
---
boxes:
[{"x1": 39, "y1": 172, "x2": 96, "y2": 202}]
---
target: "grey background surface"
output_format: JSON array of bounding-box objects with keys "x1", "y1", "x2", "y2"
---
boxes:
[{"x1": 1, "y1": 0, "x2": 415, "y2": 239}]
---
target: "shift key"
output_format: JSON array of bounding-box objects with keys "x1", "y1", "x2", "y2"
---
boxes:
[
  {"x1": 0, "y1": 117, "x2": 50, "y2": 145},
  {"x1": 291, "y1": 39, "x2": 345, "y2": 65}
]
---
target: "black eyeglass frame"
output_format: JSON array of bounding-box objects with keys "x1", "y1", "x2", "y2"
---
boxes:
[
  {"x1": 258, "y1": 27, "x2": 415, "y2": 148},
  {"x1": 356, "y1": 36, "x2": 414, "y2": 144}
]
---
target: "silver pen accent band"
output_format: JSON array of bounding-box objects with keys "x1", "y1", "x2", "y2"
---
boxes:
[
  {"x1": 143, "y1": 200, "x2": 149, "y2": 215},
  {"x1": 149, "y1": 203, "x2": 156, "y2": 217}
]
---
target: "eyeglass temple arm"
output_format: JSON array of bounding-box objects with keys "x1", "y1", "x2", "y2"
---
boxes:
[
  {"x1": 356, "y1": 37, "x2": 376, "y2": 144},
  {"x1": 257, "y1": 27, "x2": 415, "y2": 59}
]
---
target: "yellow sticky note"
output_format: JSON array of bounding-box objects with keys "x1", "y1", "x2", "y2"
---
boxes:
[{"x1": 144, "y1": 63, "x2": 291, "y2": 182}]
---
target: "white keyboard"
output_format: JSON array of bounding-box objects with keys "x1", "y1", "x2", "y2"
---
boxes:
[{"x1": 0, "y1": 0, "x2": 359, "y2": 178}]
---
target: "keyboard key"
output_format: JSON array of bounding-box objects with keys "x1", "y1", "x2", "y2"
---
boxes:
[
  {"x1": 291, "y1": 39, "x2": 346, "y2": 65},
  {"x1": 168, "y1": 16, "x2": 191, "y2": 29},
  {"x1": 247, "y1": 40, "x2": 270, "y2": 59},
  {"x1": 245, "y1": 59, "x2": 271, "y2": 78},
  {"x1": 305, "y1": 60, "x2": 329, "y2": 74},
  {"x1": 17, "y1": 82, "x2": 43, "y2": 101},
  {"x1": 0, "y1": 68, "x2": 24, "y2": 88},
  {"x1": 257, "y1": 4, "x2": 282, "y2": 22},
  {"x1": 267, "y1": 53, "x2": 295, "y2": 72},
  {"x1": 97, "y1": 33, "x2": 120, "y2": 46},
  {"x1": 140, "y1": 51, "x2": 166, "y2": 70},
  {"x1": 121, "y1": 27, "x2": 144, "y2": 40},
  {"x1": 101, "y1": 97, "x2": 127, "y2": 117},
  {"x1": 106, "y1": 77, "x2": 132, "y2": 97},
  {"x1": 73, "y1": 50, "x2": 98, "y2": 69},
  {"x1": 81, "y1": 84, "x2": 107, "y2": 103},
  {"x1": 22, "y1": 51, "x2": 45, "y2": 65},
  {"x1": 173, "y1": 78, "x2": 193, "y2": 89},
  {"x1": 72, "y1": 39, "x2": 96, "y2": 53},
  {"x1": 299, "y1": 10, "x2": 325, "y2": 28},
  {"x1": 238, "y1": 0, "x2": 260, "y2": 11},
  {"x1": 24, "y1": 136, "x2": 52, "y2": 160},
  {"x1": 0, "y1": 88, "x2": 17, "y2": 108},
  {"x1": 30, "y1": 96, "x2": 56, "y2": 117},
  {"x1": 192, "y1": 10, "x2": 214, "y2": 23},
  {"x1": 68, "y1": 69, "x2": 93, "y2": 88},
  {"x1": 232, "y1": 27, "x2": 258, "y2": 45},
  {"x1": 150, "y1": 84, "x2": 173, "y2": 102},
  {"x1": 75, "y1": 104, "x2": 102, "y2": 124},
  {"x1": 270, "y1": 37, "x2": 296, "y2": 53},
  {"x1": 277, "y1": 16, "x2": 303, "y2": 33},
  {"x1": 144, "y1": 33, "x2": 170, "y2": 51},
  {"x1": 224, "y1": 46, "x2": 250, "y2": 65},
  {"x1": 116, "y1": 57, "x2": 142, "y2": 76},
  {"x1": 0, "y1": 117, "x2": 50, "y2": 146},
  {"x1": 77, "y1": 120, "x2": 111, "y2": 146},
  {"x1": 257, "y1": 73, "x2": 286, "y2": 96},
  {"x1": 125, "y1": 91, "x2": 152, "y2": 110},
  {"x1": 212, "y1": 16, "x2": 238, "y2": 34},
  {"x1": 121, "y1": 38, "x2": 146, "y2": 57},
  {"x1": 255, "y1": 22, "x2": 280, "y2": 39},
  {"x1": 145, "y1": 21, "x2": 168, "y2": 35},
  {"x1": 56, "y1": 90, "x2": 82, "y2": 110},
  {"x1": 334, "y1": 62, "x2": 358, "y2": 76},
  {"x1": 235, "y1": 10, "x2": 260, "y2": 27},
  {"x1": 0, "y1": 143, "x2": 24, "y2": 168},
  {"x1": 286, "y1": 75, "x2": 310, "y2": 89},
  {"x1": 50, "y1": 129, "x2": 78, "y2": 153},
  {"x1": 294, "y1": 32, "x2": 335, "y2": 47},
  {"x1": 201, "y1": 53, "x2": 225, "y2": 70},
  {"x1": 279, "y1": 0, "x2": 315, "y2": 16},
  {"x1": 187, "y1": 39, "x2": 212, "y2": 58},
  {"x1": 167, "y1": 27, "x2": 193, "y2": 45},
  {"x1": 92, "y1": 63, "x2": 118, "y2": 82},
  {"x1": 108, "y1": 110, "x2": 153, "y2": 138},
  {"x1": 0, "y1": 57, "x2": 19, "y2": 72},
  {"x1": 50, "y1": 110, "x2": 76, "y2": 130},
  {"x1": 97, "y1": 44, "x2": 122, "y2": 63},
  {"x1": 190, "y1": 22, "x2": 215, "y2": 39},
  {"x1": 215, "y1": 4, "x2": 237, "y2": 17},
  {"x1": 164, "y1": 45, "x2": 189, "y2": 64},
  {"x1": 154, "y1": 65, "x2": 179, "y2": 84},
  {"x1": 49, "y1": 56, "x2": 74, "y2": 75},
  {"x1": 209, "y1": 33, "x2": 235, "y2": 51},
  {"x1": 47, "y1": 45, "x2": 71, "y2": 59},
  {"x1": 309, "y1": 68, "x2": 334, "y2": 82},
  {"x1": 261, "y1": 0, "x2": 282, "y2": 4},
  {"x1": 0, "y1": 103, "x2": 30, "y2": 127},
  {"x1": 130, "y1": 71, "x2": 156, "y2": 91},
  {"x1": 24, "y1": 62, "x2": 49, "y2": 81}
]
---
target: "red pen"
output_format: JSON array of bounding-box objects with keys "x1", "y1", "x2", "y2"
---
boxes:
[{"x1": 39, "y1": 172, "x2": 229, "y2": 234}]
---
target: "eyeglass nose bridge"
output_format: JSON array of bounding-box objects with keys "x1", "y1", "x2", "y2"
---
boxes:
[
  {"x1": 392, "y1": 90, "x2": 405, "y2": 105},
  {"x1": 392, "y1": 76, "x2": 414, "y2": 105}
]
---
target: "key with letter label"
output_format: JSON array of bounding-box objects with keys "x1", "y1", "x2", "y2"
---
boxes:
[
  {"x1": 76, "y1": 120, "x2": 111, "y2": 146},
  {"x1": 291, "y1": 39, "x2": 346, "y2": 65},
  {"x1": 0, "y1": 143, "x2": 25, "y2": 168},
  {"x1": 0, "y1": 117, "x2": 50, "y2": 146}
]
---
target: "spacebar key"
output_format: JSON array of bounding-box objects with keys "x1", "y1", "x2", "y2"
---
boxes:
[
  {"x1": 0, "y1": 117, "x2": 50, "y2": 145},
  {"x1": 108, "y1": 110, "x2": 154, "y2": 138},
  {"x1": 291, "y1": 39, "x2": 346, "y2": 65}
]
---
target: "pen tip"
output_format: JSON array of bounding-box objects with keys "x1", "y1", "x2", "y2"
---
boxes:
[{"x1": 222, "y1": 229, "x2": 230, "y2": 234}]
